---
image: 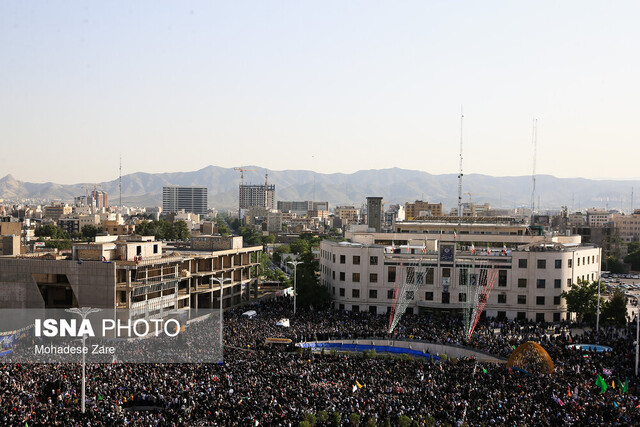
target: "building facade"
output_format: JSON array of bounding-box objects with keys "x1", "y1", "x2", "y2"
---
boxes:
[
  {"x1": 162, "y1": 186, "x2": 208, "y2": 215},
  {"x1": 239, "y1": 184, "x2": 275, "y2": 211},
  {"x1": 320, "y1": 227, "x2": 601, "y2": 322},
  {"x1": 405, "y1": 201, "x2": 443, "y2": 219}
]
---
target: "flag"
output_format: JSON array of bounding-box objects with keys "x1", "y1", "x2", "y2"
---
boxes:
[
  {"x1": 614, "y1": 401, "x2": 618, "y2": 409},
  {"x1": 596, "y1": 375, "x2": 607, "y2": 394},
  {"x1": 612, "y1": 380, "x2": 615, "y2": 389},
  {"x1": 502, "y1": 243, "x2": 507, "y2": 255},
  {"x1": 356, "y1": 380, "x2": 363, "y2": 389},
  {"x1": 422, "y1": 242, "x2": 426, "y2": 253},
  {"x1": 622, "y1": 379, "x2": 629, "y2": 394},
  {"x1": 254, "y1": 421, "x2": 260, "y2": 426},
  {"x1": 352, "y1": 385, "x2": 357, "y2": 393},
  {"x1": 487, "y1": 243, "x2": 491, "y2": 255},
  {"x1": 568, "y1": 385, "x2": 571, "y2": 397},
  {"x1": 603, "y1": 368, "x2": 612, "y2": 376},
  {"x1": 471, "y1": 242, "x2": 475, "y2": 255},
  {"x1": 482, "y1": 367, "x2": 487, "y2": 374},
  {"x1": 453, "y1": 229, "x2": 457, "y2": 239}
]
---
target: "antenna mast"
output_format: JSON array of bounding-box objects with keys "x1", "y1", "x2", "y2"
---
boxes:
[
  {"x1": 631, "y1": 187, "x2": 634, "y2": 214},
  {"x1": 458, "y1": 106, "x2": 464, "y2": 219},
  {"x1": 119, "y1": 155, "x2": 122, "y2": 213},
  {"x1": 530, "y1": 118, "x2": 537, "y2": 214}
]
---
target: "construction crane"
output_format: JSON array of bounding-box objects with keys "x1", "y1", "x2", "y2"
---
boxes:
[
  {"x1": 466, "y1": 192, "x2": 472, "y2": 204},
  {"x1": 234, "y1": 167, "x2": 257, "y2": 187}
]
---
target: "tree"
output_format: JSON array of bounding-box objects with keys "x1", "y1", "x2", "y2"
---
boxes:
[
  {"x1": 603, "y1": 255, "x2": 625, "y2": 274},
  {"x1": 81, "y1": 225, "x2": 103, "y2": 240},
  {"x1": 601, "y1": 288, "x2": 628, "y2": 326},
  {"x1": 290, "y1": 239, "x2": 310, "y2": 255},
  {"x1": 295, "y1": 251, "x2": 330, "y2": 309},
  {"x1": 173, "y1": 220, "x2": 190, "y2": 240},
  {"x1": 561, "y1": 280, "x2": 605, "y2": 324},
  {"x1": 624, "y1": 250, "x2": 640, "y2": 271},
  {"x1": 348, "y1": 413, "x2": 361, "y2": 426},
  {"x1": 273, "y1": 245, "x2": 290, "y2": 265},
  {"x1": 35, "y1": 224, "x2": 68, "y2": 240}
]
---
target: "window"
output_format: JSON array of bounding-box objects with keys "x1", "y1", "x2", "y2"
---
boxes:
[
  {"x1": 577, "y1": 258, "x2": 580, "y2": 266},
  {"x1": 426, "y1": 269, "x2": 434, "y2": 284},
  {"x1": 583, "y1": 257, "x2": 585, "y2": 265},
  {"x1": 442, "y1": 268, "x2": 451, "y2": 278},
  {"x1": 553, "y1": 295, "x2": 561, "y2": 305},
  {"x1": 517, "y1": 312, "x2": 526, "y2": 320},
  {"x1": 592, "y1": 255, "x2": 595, "y2": 263},
  {"x1": 339, "y1": 288, "x2": 345, "y2": 297},
  {"x1": 333, "y1": 254, "x2": 336, "y2": 263},
  {"x1": 537, "y1": 259, "x2": 546, "y2": 269},
  {"x1": 518, "y1": 259, "x2": 527, "y2": 268},
  {"x1": 353, "y1": 256, "x2": 360, "y2": 265},
  {"x1": 332, "y1": 271, "x2": 335, "y2": 280},
  {"x1": 459, "y1": 268, "x2": 468, "y2": 287},
  {"x1": 370, "y1": 273, "x2": 378, "y2": 283},
  {"x1": 370, "y1": 256, "x2": 378, "y2": 265},
  {"x1": 352, "y1": 305, "x2": 359, "y2": 312},
  {"x1": 340, "y1": 255, "x2": 345, "y2": 264},
  {"x1": 352, "y1": 289, "x2": 360, "y2": 298},
  {"x1": 442, "y1": 293, "x2": 450, "y2": 304},
  {"x1": 554, "y1": 279, "x2": 561, "y2": 289},
  {"x1": 332, "y1": 287, "x2": 335, "y2": 295},
  {"x1": 153, "y1": 244, "x2": 159, "y2": 254},
  {"x1": 518, "y1": 278, "x2": 527, "y2": 288},
  {"x1": 387, "y1": 289, "x2": 394, "y2": 299},
  {"x1": 497, "y1": 311, "x2": 506, "y2": 320},
  {"x1": 536, "y1": 313, "x2": 545, "y2": 322},
  {"x1": 458, "y1": 293, "x2": 466, "y2": 302},
  {"x1": 567, "y1": 278, "x2": 572, "y2": 287},
  {"x1": 568, "y1": 259, "x2": 572, "y2": 268},
  {"x1": 555, "y1": 259, "x2": 562, "y2": 269},
  {"x1": 352, "y1": 273, "x2": 360, "y2": 282},
  {"x1": 339, "y1": 303, "x2": 344, "y2": 311},
  {"x1": 553, "y1": 313, "x2": 561, "y2": 322},
  {"x1": 536, "y1": 296, "x2": 545, "y2": 305},
  {"x1": 425, "y1": 291, "x2": 434, "y2": 301},
  {"x1": 406, "y1": 267, "x2": 415, "y2": 284},
  {"x1": 388, "y1": 267, "x2": 396, "y2": 283},
  {"x1": 536, "y1": 279, "x2": 546, "y2": 289},
  {"x1": 339, "y1": 272, "x2": 345, "y2": 281},
  {"x1": 416, "y1": 271, "x2": 424, "y2": 285},
  {"x1": 406, "y1": 291, "x2": 414, "y2": 300},
  {"x1": 498, "y1": 294, "x2": 507, "y2": 304},
  {"x1": 369, "y1": 289, "x2": 377, "y2": 299},
  {"x1": 518, "y1": 295, "x2": 527, "y2": 304},
  {"x1": 369, "y1": 306, "x2": 377, "y2": 314},
  {"x1": 498, "y1": 270, "x2": 507, "y2": 287}
]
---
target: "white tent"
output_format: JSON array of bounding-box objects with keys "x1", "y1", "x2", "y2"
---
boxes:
[
  {"x1": 242, "y1": 310, "x2": 257, "y2": 318},
  {"x1": 276, "y1": 318, "x2": 290, "y2": 327}
]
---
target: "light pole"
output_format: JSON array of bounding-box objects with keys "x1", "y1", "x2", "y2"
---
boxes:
[
  {"x1": 211, "y1": 276, "x2": 231, "y2": 362},
  {"x1": 288, "y1": 261, "x2": 302, "y2": 316},
  {"x1": 596, "y1": 279, "x2": 601, "y2": 334},
  {"x1": 65, "y1": 307, "x2": 102, "y2": 414}
]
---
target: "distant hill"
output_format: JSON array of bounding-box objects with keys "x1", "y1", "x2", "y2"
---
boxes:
[{"x1": 1, "y1": 166, "x2": 638, "y2": 212}]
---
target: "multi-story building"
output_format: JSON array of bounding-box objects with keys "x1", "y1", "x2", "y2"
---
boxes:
[
  {"x1": 0, "y1": 235, "x2": 261, "y2": 314},
  {"x1": 405, "y1": 201, "x2": 443, "y2": 219},
  {"x1": 320, "y1": 222, "x2": 601, "y2": 322},
  {"x1": 239, "y1": 184, "x2": 275, "y2": 211},
  {"x1": 277, "y1": 201, "x2": 329, "y2": 217},
  {"x1": 335, "y1": 206, "x2": 360, "y2": 226},
  {"x1": 367, "y1": 197, "x2": 383, "y2": 233},
  {"x1": 587, "y1": 209, "x2": 612, "y2": 227},
  {"x1": 612, "y1": 211, "x2": 640, "y2": 243},
  {"x1": 163, "y1": 186, "x2": 208, "y2": 215},
  {"x1": 43, "y1": 203, "x2": 72, "y2": 220}
]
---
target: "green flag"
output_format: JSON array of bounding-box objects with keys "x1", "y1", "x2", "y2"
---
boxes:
[
  {"x1": 596, "y1": 374, "x2": 607, "y2": 394},
  {"x1": 482, "y1": 368, "x2": 487, "y2": 374},
  {"x1": 622, "y1": 378, "x2": 629, "y2": 394}
]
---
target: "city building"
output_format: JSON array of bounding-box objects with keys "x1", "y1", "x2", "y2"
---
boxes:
[
  {"x1": 404, "y1": 201, "x2": 443, "y2": 219},
  {"x1": 163, "y1": 186, "x2": 208, "y2": 215},
  {"x1": 239, "y1": 184, "x2": 275, "y2": 212},
  {"x1": 367, "y1": 197, "x2": 383, "y2": 233},
  {"x1": 320, "y1": 220, "x2": 601, "y2": 322},
  {"x1": 612, "y1": 211, "x2": 640, "y2": 243},
  {"x1": 43, "y1": 203, "x2": 72, "y2": 220},
  {"x1": 0, "y1": 235, "x2": 262, "y2": 314},
  {"x1": 277, "y1": 201, "x2": 329, "y2": 217}
]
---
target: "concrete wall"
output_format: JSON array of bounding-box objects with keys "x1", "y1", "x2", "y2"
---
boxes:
[{"x1": 0, "y1": 259, "x2": 116, "y2": 309}]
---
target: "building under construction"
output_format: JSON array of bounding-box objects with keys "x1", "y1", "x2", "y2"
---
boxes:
[{"x1": 239, "y1": 184, "x2": 275, "y2": 211}]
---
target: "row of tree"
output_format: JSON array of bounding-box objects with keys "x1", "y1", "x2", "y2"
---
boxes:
[
  {"x1": 135, "y1": 220, "x2": 190, "y2": 241},
  {"x1": 562, "y1": 280, "x2": 628, "y2": 325}
]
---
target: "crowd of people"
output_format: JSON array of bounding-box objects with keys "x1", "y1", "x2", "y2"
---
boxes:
[{"x1": 0, "y1": 296, "x2": 639, "y2": 426}]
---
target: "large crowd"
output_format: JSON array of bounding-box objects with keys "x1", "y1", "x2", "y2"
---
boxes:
[{"x1": 1, "y1": 297, "x2": 639, "y2": 426}]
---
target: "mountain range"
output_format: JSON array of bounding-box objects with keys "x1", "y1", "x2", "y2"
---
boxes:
[{"x1": 1, "y1": 166, "x2": 638, "y2": 212}]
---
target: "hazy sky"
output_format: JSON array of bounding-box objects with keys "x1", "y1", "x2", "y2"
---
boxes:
[{"x1": 2, "y1": 1, "x2": 639, "y2": 184}]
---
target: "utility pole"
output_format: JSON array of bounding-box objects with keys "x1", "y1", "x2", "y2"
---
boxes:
[{"x1": 288, "y1": 260, "x2": 303, "y2": 315}]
